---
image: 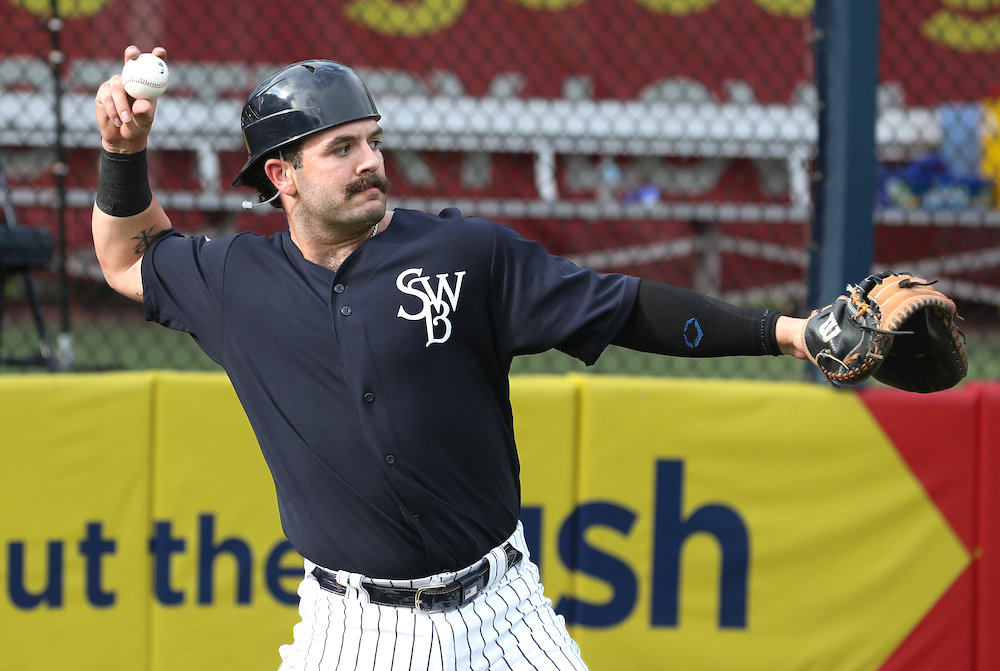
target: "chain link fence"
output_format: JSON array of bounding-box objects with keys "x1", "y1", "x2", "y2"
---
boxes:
[
  {"x1": 877, "y1": 0, "x2": 1000, "y2": 383},
  {"x1": 0, "y1": 0, "x2": 997, "y2": 380}
]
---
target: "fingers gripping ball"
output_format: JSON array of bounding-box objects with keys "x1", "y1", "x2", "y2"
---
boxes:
[
  {"x1": 863, "y1": 272, "x2": 968, "y2": 393},
  {"x1": 121, "y1": 53, "x2": 169, "y2": 100},
  {"x1": 801, "y1": 285, "x2": 893, "y2": 387}
]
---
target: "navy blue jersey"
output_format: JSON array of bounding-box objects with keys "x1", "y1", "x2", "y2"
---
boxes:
[{"x1": 142, "y1": 208, "x2": 639, "y2": 578}]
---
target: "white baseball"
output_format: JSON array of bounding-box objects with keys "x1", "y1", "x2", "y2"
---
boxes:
[{"x1": 121, "y1": 53, "x2": 169, "y2": 100}]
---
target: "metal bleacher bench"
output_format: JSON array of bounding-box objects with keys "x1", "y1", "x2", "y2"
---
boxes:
[{"x1": 0, "y1": 59, "x2": 946, "y2": 225}]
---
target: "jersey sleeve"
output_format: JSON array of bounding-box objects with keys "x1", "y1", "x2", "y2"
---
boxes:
[
  {"x1": 141, "y1": 229, "x2": 237, "y2": 364},
  {"x1": 488, "y1": 220, "x2": 639, "y2": 365}
]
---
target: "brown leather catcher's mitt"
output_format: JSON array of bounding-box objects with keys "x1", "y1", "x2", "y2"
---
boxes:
[{"x1": 861, "y1": 271, "x2": 968, "y2": 393}]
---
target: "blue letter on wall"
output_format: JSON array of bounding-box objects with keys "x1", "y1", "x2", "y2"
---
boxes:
[
  {"x1": 652, "y1": 459, "x2": 749, "y2": 628},
  {"x1": 555, "y1": 502, "x2": 637, "y2": 627},
  {"x1": 8, "y1": 541, "x2": 63, "y2": 609},
  {"x1": 150, "y1": 521, "x2": 186, "y2": 605},
  {"x1": 198, "y1": 514, "x2": 252, "y2": 605},
  {"x1": 265, "y1": 540, "x2": 301, "y2": 605},
  {"x1": 79, "y1": 522, "x2": 116, "y2": 607}
]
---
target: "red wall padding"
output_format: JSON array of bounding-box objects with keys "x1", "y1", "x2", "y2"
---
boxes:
[{"x1": 860, "y1": 387, "x2": 980, "y2": 671}]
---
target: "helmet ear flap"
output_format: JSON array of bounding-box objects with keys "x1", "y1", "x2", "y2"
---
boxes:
[{"x1": 232, "y1": 60, "x2": 380, "y2": 188}]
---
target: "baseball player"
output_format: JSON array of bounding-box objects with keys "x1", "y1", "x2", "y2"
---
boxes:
[{"x1": 93, "y1": 46, "x2": 811, "y2": 670}]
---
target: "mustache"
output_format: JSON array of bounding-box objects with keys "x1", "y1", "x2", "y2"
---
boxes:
[{"x1": 344, "y1": 173, "x2": 391, "y2": 197}]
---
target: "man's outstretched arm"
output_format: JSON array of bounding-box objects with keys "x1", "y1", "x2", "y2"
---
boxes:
[
  {"x1": 612, "y1": 280, "x2": 808, "y2": 360},
  {"x1": 92, "y1": 45, "x2": 171, "y2": 302}
]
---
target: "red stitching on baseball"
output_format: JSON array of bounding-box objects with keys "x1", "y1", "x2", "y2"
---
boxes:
[{"x1": 126, "y1": 77, "x2": 168, "y2": 87}]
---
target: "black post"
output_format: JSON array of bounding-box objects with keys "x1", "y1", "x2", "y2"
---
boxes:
[
  {"x1": 47, "y1": 0, "x2": 73, "y2": 369},
  {"x1": 807, "y1": 0, "x2": 880, "y2": 382}
]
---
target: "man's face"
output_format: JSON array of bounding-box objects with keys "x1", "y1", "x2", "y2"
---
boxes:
[{"x1": 291, "y1": 119, "x2": 390, "y2": 232}]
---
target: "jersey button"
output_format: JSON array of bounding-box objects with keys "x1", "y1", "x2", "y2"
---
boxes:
[
  {"x1": 385, "y1": 454, "x2": 396, "y2": 465},
  {"x1": 334, "y1": 283, "x2": 345, "y2": 294},
  {"x1": 363, "y1": 392, "x2": 375, "y2": 403},
  {"x1": 341, "y1": 306, "x2": 352, "y2": 316}
]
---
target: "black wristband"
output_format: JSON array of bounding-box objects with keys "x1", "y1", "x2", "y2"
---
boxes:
[
  {"x1": 761, "y1": 308, "x2": 782, "y2": 356},
  {"x1": 96, "y1": 148, "x2": 152, "y2": 218}
]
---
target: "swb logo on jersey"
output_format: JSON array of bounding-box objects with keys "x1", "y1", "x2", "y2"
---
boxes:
[{"x1": 396, "y1": 268, "x2": 467, "y2": 346}]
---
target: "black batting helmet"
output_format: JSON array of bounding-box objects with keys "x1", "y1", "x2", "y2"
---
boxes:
[{"x1": 231, "y1": 60, "x2": 380, "y2": 188}]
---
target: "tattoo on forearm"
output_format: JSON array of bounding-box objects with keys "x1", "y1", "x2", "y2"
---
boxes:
[{"x1": 131, "y1": 227, "x2": 156, "y2": 254}]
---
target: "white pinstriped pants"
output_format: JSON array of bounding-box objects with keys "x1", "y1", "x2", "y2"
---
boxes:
[{"x1": 277, "y1": 523, "x2": 588, "y2": 671}]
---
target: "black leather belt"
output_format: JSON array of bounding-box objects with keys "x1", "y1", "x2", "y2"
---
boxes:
[{"x1": 312, "y1": 543, "x2": 523, "y2": 613}]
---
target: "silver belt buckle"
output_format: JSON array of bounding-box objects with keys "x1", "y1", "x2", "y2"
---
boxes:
[{"x1": 414, "y1": 584, "x2": 446, "y2": 613}]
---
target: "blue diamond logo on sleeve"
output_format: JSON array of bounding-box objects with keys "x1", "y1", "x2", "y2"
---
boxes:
[{"x1": 684, "y1": 318, "x2": 704, "y2": 348}]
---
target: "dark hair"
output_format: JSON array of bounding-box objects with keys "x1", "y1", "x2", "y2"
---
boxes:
[{"x1": 245, "y1": 140, "x2": 305, "y2": 210}]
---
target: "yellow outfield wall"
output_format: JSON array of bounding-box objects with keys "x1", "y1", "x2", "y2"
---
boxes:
[
  {"x1": 0, "y1": 372, "x2": 973, "y2": 671},
  {"x1": 565, "y1": 376, "x2": 966, "y2": 671},
  {"x1": 0, "y1": 374, "x2": 153, "y2": 669}
]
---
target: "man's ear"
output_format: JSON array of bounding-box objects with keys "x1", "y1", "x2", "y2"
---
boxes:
[{"x1": 263, "y1": 158, "x2": 295, "y2": 195}]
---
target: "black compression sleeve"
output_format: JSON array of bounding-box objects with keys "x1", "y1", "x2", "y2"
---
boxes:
[
  {"x1": 95, "y1": 148, "x2": 153, "y2": 218},
  {"x1": 611, "y1": 280, "x2": 782, "y2": 357}
]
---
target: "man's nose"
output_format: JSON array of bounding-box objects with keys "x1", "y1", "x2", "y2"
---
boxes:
[{"x1": 357, "y1": 143, "x2": 380, "y2": 172}]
